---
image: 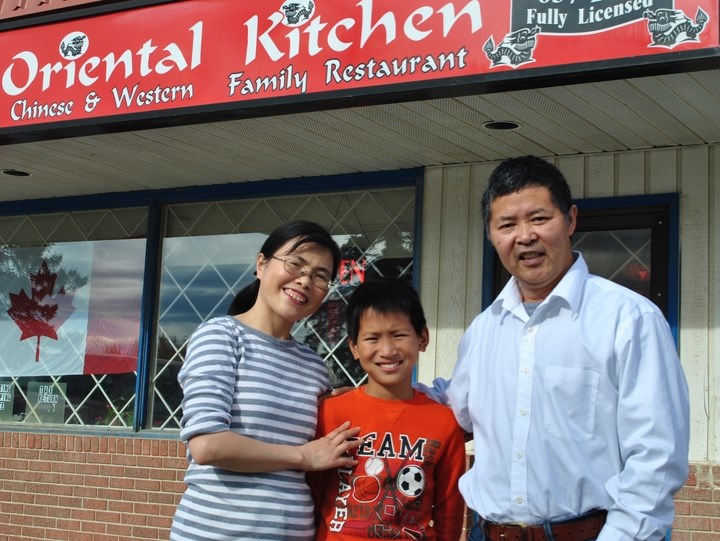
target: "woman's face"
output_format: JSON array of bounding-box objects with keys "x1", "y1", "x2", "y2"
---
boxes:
[{"x1": 255, "y1": 239, "x2": 334, "y2": 324}]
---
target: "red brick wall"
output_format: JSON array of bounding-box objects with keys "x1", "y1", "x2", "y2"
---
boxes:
[
  {"x1": 0, "y1": 432, "x2": 186, "y2": 541},
  {"x1": 673, "y1": 464, "x2": 720, "y2": 540},
  {"x1": 0, "y1": 432, "x2": 710, "y2": 541}
]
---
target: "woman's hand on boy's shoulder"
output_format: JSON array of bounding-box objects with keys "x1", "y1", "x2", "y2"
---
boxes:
[{"x1": 321, "y1": 386, "x2": 354, "y2": 401}]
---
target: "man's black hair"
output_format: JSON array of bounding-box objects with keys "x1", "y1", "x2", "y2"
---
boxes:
[{"x1": 481, "y1": 155, "x2": 574, "y2": 227}]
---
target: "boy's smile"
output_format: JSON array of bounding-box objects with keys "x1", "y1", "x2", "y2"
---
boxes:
[{"x1": 350, "y1": 308, "x2": 429, "y2": 401}]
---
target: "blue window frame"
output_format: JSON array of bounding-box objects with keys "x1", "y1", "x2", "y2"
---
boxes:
[{"x1": 0, "y1": 169, "x2": 424, "y2": 431}]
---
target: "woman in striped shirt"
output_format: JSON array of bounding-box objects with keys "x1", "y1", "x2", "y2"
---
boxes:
[{"x1": 171, "y1": 221, "x2": 361, "y2": 541}]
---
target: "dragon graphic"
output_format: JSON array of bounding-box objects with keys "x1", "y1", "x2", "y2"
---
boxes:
[
  {"x1": 282, "y1": 0, "x2": 314, "y2": 25},
  {"x1": 484, "y1": 26, "x2": 541, "y2": 69},
  {"x1": 644, "y1": 7, "x2": 708, "y2": 48},
  {"x1": 60, "y1": 34, "x2": 87, "y2": 58}
]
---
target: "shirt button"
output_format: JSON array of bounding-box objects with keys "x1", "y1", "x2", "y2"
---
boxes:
[
  {"x1": 522, "y1": 367, "x2": 530, "y2": 374},
  {"x1": 527, "y1": 326, "x2": 535, "y2": 334},
  {"x1": 515, "y1": 497, "x2": 523, "y2": 504},
  {"x1": 519, "y1": 409, "x2": 527, "y2": 416},
  {"x1": 516, "y1": 451, "x2": 523, "y2": 459}
]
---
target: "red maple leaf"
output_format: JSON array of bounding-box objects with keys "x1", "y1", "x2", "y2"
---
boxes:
[{"x1": 7, "y1": 261, "x2": 77, "y2": 362}]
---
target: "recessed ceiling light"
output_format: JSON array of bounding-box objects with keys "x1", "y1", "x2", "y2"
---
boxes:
[
  {"x1": 1, "y1": 169, "x2": 31, "y2": 177},
  {"x1": 483, "y1": 121, "x2": 521, "y2": 131}
]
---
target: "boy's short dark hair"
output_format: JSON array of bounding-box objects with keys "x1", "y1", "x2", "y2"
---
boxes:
[{"x1": 346, "y1": 278, "x2": 427, "y2": 342}]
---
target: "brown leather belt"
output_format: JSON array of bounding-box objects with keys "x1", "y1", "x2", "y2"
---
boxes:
[{"x1": 482, "y1": 510, "x2": 607, "y2": 541}]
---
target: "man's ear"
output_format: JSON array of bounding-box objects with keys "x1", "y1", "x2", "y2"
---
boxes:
[{"x1": 566, "y1": 204, "x2": 578, "y2": 236}]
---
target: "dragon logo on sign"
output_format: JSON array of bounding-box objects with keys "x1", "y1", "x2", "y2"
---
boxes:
[
  {"x1": 280, "y1": 0, "x2": 315, "y2": 27},
  {"x1": 59, "y1": 31, "x2": 88, "y2": 59},
  {"x1": 645, "y1": 7, "x2": 708, "y2": 48},
  {"x1": 484, "y1": 26, "x2": 541, "y2": 69}
]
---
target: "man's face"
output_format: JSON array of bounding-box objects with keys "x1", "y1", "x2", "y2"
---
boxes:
[{"x1": 487, "y1": 185, "x2": 577, "y2": 302}]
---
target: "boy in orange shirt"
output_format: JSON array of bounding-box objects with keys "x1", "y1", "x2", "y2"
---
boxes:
[{"x1": 311, "y1": 279, "x2": 466, "y2": 540}]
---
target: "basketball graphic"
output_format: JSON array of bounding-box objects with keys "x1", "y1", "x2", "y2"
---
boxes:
[{"x1": 353, "y1": 475, "x2": 381, "y2": 503}]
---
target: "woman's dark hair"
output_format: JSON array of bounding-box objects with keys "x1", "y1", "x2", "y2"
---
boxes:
[
  {"x1": 481, "y1": 155, "x2": 574, "y2": 227},
  {"x1": 228, "y1": 220, "x2": 342, "y2": 315},
  {"x1": 346, "y1": 278, "x2": 427, "y2": 343}
]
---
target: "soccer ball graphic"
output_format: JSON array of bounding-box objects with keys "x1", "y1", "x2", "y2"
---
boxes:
[{"x1": 396, "y1": 465, "x2": 425, "y2": 497}]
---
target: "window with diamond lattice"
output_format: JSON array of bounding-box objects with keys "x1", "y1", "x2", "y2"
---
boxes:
[
  {"x1": 151, "y1": 187, "x2": 416, "y2": 430},
  {"x1": 0, "y1": 209, "x2": 147, "y2": 427}
]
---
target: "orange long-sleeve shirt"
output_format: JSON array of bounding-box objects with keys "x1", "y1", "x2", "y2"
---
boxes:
[{"x1": 311, "y1": 387, "x2": 466, "y2": 541}]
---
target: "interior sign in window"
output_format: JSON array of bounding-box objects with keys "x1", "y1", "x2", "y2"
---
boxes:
[
  {"x1": 25, "y1": 381, "x2": 67, "y2": 424},
  {"x1": 0, "y1": 380, "x2": 14, "y2": 422}
]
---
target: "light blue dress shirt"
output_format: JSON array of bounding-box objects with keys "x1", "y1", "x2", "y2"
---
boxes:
[{"x1": 427, "y1": 253, "x2": 689, "y2": 541}]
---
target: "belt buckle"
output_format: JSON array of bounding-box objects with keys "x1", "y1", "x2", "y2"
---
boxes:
[{"x1": 501, "y1": 522, "x2": 529, "y2": 541}]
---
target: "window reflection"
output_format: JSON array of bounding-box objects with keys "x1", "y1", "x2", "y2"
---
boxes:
[
  {"x1": 153, "y1": 188, "x2": 416, "y2": 429},
  {"x1": 0, "y1": 228, "x2": 146, "y2": 426},
  {"x1": 572, "y1": 229, "x2": 652, "y2": 300}
]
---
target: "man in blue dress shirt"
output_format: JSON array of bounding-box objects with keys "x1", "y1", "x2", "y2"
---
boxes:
[{"x1": 424, "y1": 155, "x2": 689, "y2": 541}]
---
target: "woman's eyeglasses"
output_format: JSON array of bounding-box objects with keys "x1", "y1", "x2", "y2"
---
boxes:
[{"x1": 271, "y1": 256, "x2": 333, "y2": 291}]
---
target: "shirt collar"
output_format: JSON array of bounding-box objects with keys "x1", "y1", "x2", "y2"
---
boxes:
[{"x1": 491, "y1": 252, "x2": 589, "y2": 317}]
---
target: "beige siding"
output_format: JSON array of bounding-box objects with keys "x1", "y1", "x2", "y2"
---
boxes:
[
  {"x1": 556, "y1": 156, "x2": 585, "y2": 198},
  {"x1": 419, "y1": 144, "x2": 718, "y2": 462},
  {"x1": 417, "y1": 164, "x2": 486, "y2": 384},
  {"x1": 713, "y1": 145, "x2": 720, "y2": 464},
  {"x1": 616, "y1": 152, "x2": 645, "y2": 196},
  {"x1": 679, "y1": 146, "x2": 710, "y2": 463},
  {"x1": 585, "y1": 154, "x2": 616, "y2": 198},
  {"x1": 649, "y1": 148, "x2": 679, "y2": 193},
  {"x1": 418, "y1": 166, "x2": 444, "y2": 388}
]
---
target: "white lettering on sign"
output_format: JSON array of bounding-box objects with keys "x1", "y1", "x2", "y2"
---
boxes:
[
  {"x1": 112, "y1": 83, "x2": 194, "y2": 108},
  {"x1": 324, "y1": 47, "x2": 468, "y2": 84},
  {"x1": 578, "y1": 0, "x2": 654, "y2": 25},
  {"x1": 11, "y1": 99, "x2": 74, "y2": 120},
  {"x1": 243, "y1": 0, "x2": 482, "y2": 64},
  {"x1": 227, "y1": 65, "x2": 308, "y2": 96},
  {"x1": 1, "y1": 22, "x2": 203, "y2": 97},
  {"x1": 38, "y1": 393, "x2": 59, "y2": 404}
]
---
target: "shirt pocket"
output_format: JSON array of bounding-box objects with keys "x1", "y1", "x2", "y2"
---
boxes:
[{"x1": 540, "y1": 366, "x2": 600, "y2": 442}]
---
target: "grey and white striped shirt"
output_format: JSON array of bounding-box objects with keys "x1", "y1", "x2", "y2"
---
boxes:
[{"x1": 170, "y1": 316, "x2": 330, "y2": 540}]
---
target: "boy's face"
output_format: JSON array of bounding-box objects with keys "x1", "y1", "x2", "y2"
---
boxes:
[{"x1": 349, "y1": 308, "x2": 429, "y2": 400}]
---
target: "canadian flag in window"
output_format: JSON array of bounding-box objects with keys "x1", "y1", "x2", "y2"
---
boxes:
[{"x1": 1, "y1": 241, "x2": 143, "y2": 376}]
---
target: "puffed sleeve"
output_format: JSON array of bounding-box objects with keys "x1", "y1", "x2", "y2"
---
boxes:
[{"x1": 178, "y1": 319, "x2": 240, "y2": 443}]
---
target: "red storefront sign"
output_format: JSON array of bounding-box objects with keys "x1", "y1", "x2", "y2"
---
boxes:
[{"x1": 0, "y1": 0, "x2": 717, "y2": 132}]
